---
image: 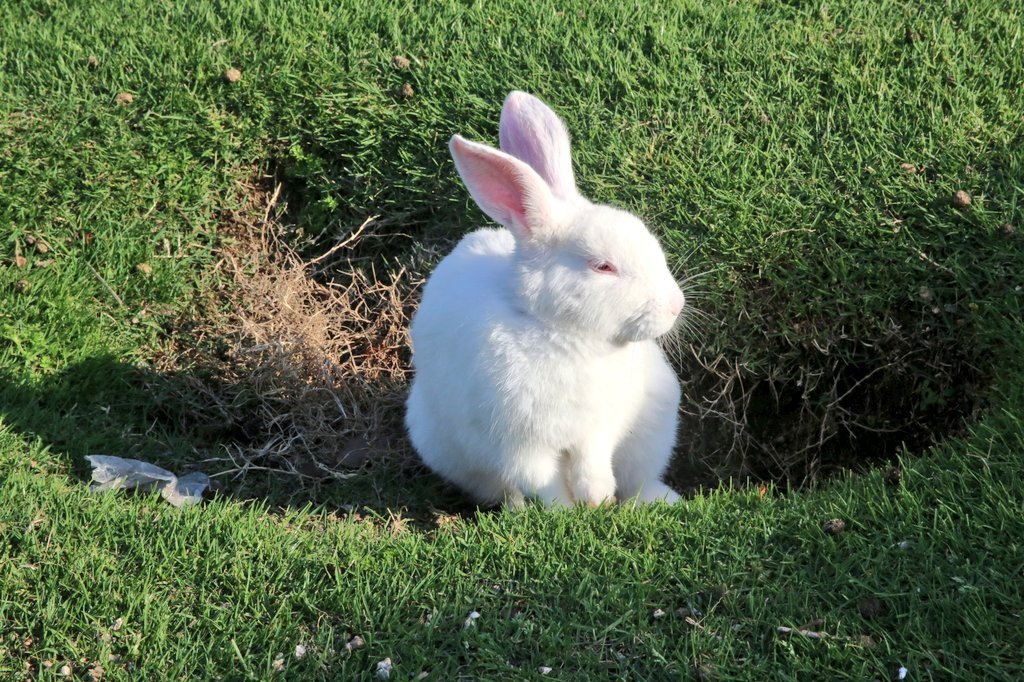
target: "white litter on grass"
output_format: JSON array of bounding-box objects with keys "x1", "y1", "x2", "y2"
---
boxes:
[
  {"x1": 345, "y1": 635, "x2": 365, "y2": 653},
  {"x1": 375, "y1": 658, "x2": 392, "y2": 679},
  {"x1": 897, "y1": 540, "x2": 910, "y2": 550},
  {"x1": 463, "y1": 610, "x2": 481, "y2": 629},
  {"x1": 538, "y1": 666, "x2": 552, "y2": 675},
  {"x1": 294, "y1": 644, "x2": 307, "y2": 659},
  {"x1": 652, "y1": 608, "x2": 666, "y2": 619},
  {"x1": 86, "y1": 455, "x2": 209, "y2": 507},
  {"x1": 897, "y1": 666, "x2": 908, "y2": 680}
]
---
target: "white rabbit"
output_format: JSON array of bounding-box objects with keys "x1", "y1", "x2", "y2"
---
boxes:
[{"x1": 405, "y1": 91, "x2": 685, "y2": 508}]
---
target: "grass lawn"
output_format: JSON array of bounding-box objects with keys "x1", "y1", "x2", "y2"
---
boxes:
[{"x1": 2, "y1": 0, "x2": 1023, "y2": 679}]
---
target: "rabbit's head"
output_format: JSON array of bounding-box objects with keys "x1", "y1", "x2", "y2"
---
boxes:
[{"x1": 450, "y1": 91, "x2": 684, "y2": 344}]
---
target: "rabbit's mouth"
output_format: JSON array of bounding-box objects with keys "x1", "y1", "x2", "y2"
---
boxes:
[{"x1": 616, "y1": 307, "x2": 676, "y2": 344}]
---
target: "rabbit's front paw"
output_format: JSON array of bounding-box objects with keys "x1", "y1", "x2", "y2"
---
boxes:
[{"x1": 568, "y1": 470, "x2": 618, "y2": 507}]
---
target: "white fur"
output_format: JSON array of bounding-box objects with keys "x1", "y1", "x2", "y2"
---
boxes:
[{"x1": 405, "y1": 91, "x2": 685, "y2": 507}]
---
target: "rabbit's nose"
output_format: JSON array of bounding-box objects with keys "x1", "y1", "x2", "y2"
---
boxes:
[{"x1": 668, "y1": 290, "x2": 685, "y2": 317}]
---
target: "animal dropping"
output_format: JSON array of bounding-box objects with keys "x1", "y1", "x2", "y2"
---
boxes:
[{"x1": 405, "y1": 92, "x2": 686, "y2": 508}]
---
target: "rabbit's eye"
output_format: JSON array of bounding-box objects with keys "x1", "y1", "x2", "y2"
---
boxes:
[{"x1": 589, "y1": 260, "x2": 618, "y2": 275}]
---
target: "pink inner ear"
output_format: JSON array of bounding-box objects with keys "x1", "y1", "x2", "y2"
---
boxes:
[
  {"x1": 451, "y1": 135, "x2": 544, "y2": 238},
  {"x1": 464, "y1": 153, "x2": 528, "y2": 230}
]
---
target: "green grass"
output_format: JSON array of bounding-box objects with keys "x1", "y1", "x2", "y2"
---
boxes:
[{"x1": 2, "y1": 0, "x2": 1023, "y2": 678}]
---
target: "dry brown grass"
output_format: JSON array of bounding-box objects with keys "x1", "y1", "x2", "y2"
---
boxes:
[{"x1": 157, "y1": 175, "x2": 429, "y2": 483}]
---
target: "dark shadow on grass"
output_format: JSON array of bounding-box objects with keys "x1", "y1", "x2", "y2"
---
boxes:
[{"x1": 0, "y1": 354, "x2": 480, "y2": 530}]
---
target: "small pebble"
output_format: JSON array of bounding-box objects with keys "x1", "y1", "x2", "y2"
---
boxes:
[
  {"x1": 114, "y1": 92, "x2": 134, "y2": 105},
  {"x1": 60, "y1": 664, "x2": 72, "y2": 677},
  {"x1": 398, "y1": 83, "x2": 414, "y2": 99},
  {"x1": 224, "y1": 67, "x2": 242, "y2": 83},
  {"x1": 294, "y1": 644, "x2": 307, "y2": 659},
  {"x1": 135, "y1": 262, "x2": 153, "y2": 275},
  {"x1": 899, "y1": 162, "x2": 917, "y2": 174},
  {"x1": 345, "y1": 635, "x2": 365, "y2": 652},
  {"x1": 111, "y1": 617, "x2": 123, "y2": 631},
  {"x1": 652, "y1": 608, "x2": 666, "y2": 619},
  {"x1": 897, "y1": 665, "x2": 908, "y2": 680},
  {"x1": 823, "y1": 518, "x2": 846, "y2": 536},
  {"x1": 952, "y1": 190, "x2": 972, "y2": 209},
  {"x1": 392, "y1": 55, "x2": 410, "y2": 69},
  {"x1": 87, "y1": 55, "x2": 100, "y2": 68},
  {"x1": 538, "y1": 666, "x2": 552, "y2": 675},
  {"x1": 1000, "y1": 222, "x2": 1016, "y2": 238},
  {"x1": 272, "y1": 654, "x2": 285, "y2": 672},
  {"x1": 375, "y1": 658, "x2": 392, "y2": 680}
]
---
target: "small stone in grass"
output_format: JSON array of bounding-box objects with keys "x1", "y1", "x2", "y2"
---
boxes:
[
  {"x1": 398, "y1": 83, "x2": 414, "y2": 99},
  {"x1": 538, "y1": 666, "x2": 552, "y2": 675},
  {"x1": 344, "y1": 635, "x2": 365, "y2": 652},
  {"x1": 224, "y1": 67, "x2": 242, "y2": 83},
  {"x1": 135, "y1": 262, "x2": 153, "y2": 275},
  {"x1": 87, "y1": 55, "x2": 100, "y2": 68},
  {"x1": 375, "y1": 658, "x2": 392, "y2": 680},
  {"x1": 15, "y1": 255, "x2": 28, "y2": 268},
  {"x1": 858, "y1": 597, "x2": 885, "y2": 619},
  {"x1": 272, "y1": 653, "x2": 285, "y2": 672},
  {"x1": 392, "y1": 55, "x2": 410, "y2": 69},
  {"x1": 114, "y1": 92, "x2": 134, "y2": 105},
  {"x1": 294, "y1": 644, "x2": 307, "y2": 659},
  {"x1": 59, "y1": 664, "x2": 72, "y2": 677},
  {"x1": 1001, "y1": 223, "x2": 1016, "y2": 238},
  {"x1": 899, "y1": 162, "x2": 917, "y2": 174},
  {"x1": 652, "y1": 608, "x2": 666, "y2": 619},
  {"x1": 884, "y1": 467, "x2": 902, "y2": 486},
  {"x1": 952, "y1": 190, "x2": 972, "y2": 209},
  {"x1": 823, "y1": 518, "x2": 846, "y2": 536}
]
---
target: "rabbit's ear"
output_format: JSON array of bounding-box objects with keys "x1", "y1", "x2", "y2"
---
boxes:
[
  {"x1": 450, "y1": 134, "x2": 559, "y2": 242},
  {"x1": 499, "y1": 91, "x2": 579, "y2": 202}
]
